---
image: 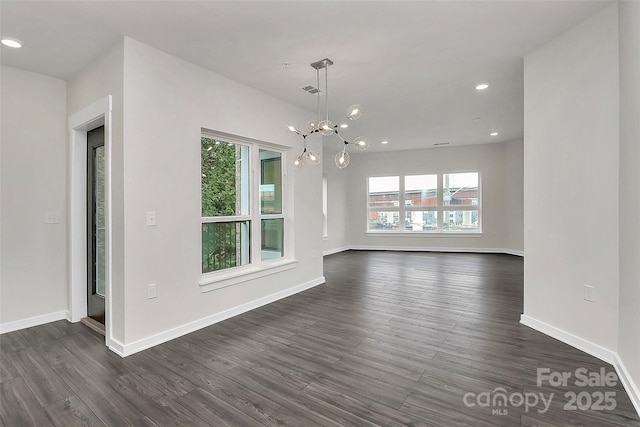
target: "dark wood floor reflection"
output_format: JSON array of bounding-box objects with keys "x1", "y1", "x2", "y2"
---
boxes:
[{"x1": 1, "y1": 251, "x2": 639, "y2": 426}]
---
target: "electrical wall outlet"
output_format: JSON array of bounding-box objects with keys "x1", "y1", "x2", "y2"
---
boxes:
[
  {"x1": 147, "y1": 211, "x2": 157, "y2": 226},
  {"x1": 147, "y1": 283, "x2": 157, "y2": 299},
  {"x1": 45, "y1": 212, "x2": 60, "y2": 224},
  {"x1": 584, "y1": 284, "x2": 595, "y2": 302}
]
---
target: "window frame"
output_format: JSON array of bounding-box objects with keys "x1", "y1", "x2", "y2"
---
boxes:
[
  {"x1": 366, "y1": 171, "x2": 482, "y2": 235},
  {"x1": 200, "y1": 130, "x2": 295, "y2": 292}
]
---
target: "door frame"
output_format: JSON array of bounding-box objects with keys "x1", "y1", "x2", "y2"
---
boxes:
[{"x1": 68, "y1": 95, "x2": 113, "y2": 347}]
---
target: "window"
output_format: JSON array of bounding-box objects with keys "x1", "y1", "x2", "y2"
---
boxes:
[
  {"x1": 367, "y1": 172, "x2": 480, "y2": 233},
  {"x1": 201, "y1": 133, "x2": 287, "y2": 279},
  {"x1": 259, "y1": 149, "x2": 284, "y2": 260}
]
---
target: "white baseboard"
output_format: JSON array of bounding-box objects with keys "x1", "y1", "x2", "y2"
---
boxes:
[
  {"x1": 349, "y1": 245, "x2": 524, "y2": 256},
  {"x1": 0, "y1": 310, "x2": 70, "y2": 334},
  {"x1": 502, "y1": 248, "x2": 524, "y2": 257},
  {"x1": 323, "y1": 246, "x2": 350, "y2": 256},
  {"x1": 520, "y1": 314, "x2": 615, "y2": 363},
  {"x1": 520, "y1": 314, "x2": 640, "y2": 417},
  {"x1": 614, "y1": 354, "x2": 640, "y2": 417},
  {"x1": 108, "y1": 338, "x2": 126, "y2": 357},
  {"x1": 111, "y1": 276, "x2": 326, "y2": 357}
]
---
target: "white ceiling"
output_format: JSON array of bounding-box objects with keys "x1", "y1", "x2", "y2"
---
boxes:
[{"x1": 0, "y1": 1, "x2": 610, "y2": 152}]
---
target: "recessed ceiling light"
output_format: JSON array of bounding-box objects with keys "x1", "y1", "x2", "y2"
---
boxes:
[
  {"x1": 381, "y1": 140, "x2": 388, "y2": 145},
  {"x1": 339, "y1": 123, "x2": 348, "y2": 129},
  {"x1": 490, "y1": 132, "x2": 498, "y2": 136},
  {"x1": 476, "y1": 83, "x2": 489, "y2": 90},
  {"x1": 1, "y1": 38, "x2": 22, "y2": 48}
]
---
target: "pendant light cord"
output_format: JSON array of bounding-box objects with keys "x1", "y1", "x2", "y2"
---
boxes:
[{"x1": 325, "y1": 64, "x2": 329, "y2": 123}]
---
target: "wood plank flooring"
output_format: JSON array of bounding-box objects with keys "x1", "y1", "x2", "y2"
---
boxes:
[{"x1": 1, "y1": 250, "x2": 639, "y2": 426}]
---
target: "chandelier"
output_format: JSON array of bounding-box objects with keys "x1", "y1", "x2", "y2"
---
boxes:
[{"x1": 288, "y1": 58, "x2": 370, "y2": 169}]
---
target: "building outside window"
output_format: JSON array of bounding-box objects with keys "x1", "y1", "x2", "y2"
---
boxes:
[{"x1": 367, "y1": 172, "x2": 480, "y2": 233}]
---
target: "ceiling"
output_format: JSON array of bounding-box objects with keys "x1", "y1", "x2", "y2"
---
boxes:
[{"x1": 0, "y1": 1, "x2": 610, "y2": 152}]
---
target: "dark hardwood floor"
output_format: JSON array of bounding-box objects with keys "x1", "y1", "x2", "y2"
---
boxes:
[{"x1": 1, "y1": 251, "x2": 639, "y2": 426}]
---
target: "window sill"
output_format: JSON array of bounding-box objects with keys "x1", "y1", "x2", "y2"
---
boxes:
[
  {"x1": 199, "y1": 258, "x2": 297, "y2": 293},
  {"x1": 366, "y1": 231, "x2": 483, "y2": 238}
]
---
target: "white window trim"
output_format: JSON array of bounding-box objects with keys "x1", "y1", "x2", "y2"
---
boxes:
[
  {"x1": 366, "y1": 171, "x2": 482, "y2": 235},
  {"x1": 200, "y1": 130, "x2": 293, "y2": 291},
  {"x1": 365, "y1": 232, "x2": 483, "y2": 237}
]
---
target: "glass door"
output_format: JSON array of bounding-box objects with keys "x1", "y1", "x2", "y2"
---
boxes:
[{"x1": 87, "y1": 126, "x2": 105, "y2": 324}]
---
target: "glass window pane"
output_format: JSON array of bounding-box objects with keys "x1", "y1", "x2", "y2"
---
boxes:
[
  {"x1": 443, "y1": 210, "x2": 479, "y2": 231},
  {"x1": 95, "y1": 146, "x2": 106, "y2": 296},
  {"x1": 202, "y1": 221, "x2": 251, "y2": 273},
  {"x1": 404, "y1": 211, "x2": 438, "y2": 231},
  {"x1": 404, "y1": 174, "x2": 437, "y2": 207},
  {"x1": 201, "y1": 137, "x2": 249, "y2": 217},
  {"x1": 443, "y1": 172, "x2": 478, "y2": 206},
  {"x1": 368, "y1": 176, "x2": 399, "y2": 208},
  {"x1": 368, "y1": 211, "x2": 400, "y2": 231},
  {"x1": 261, "y1": 218, "x2": 284, "y2": 260},
  {"x1": 260, "y1": 150, "x2": 282, "y2": 214}
]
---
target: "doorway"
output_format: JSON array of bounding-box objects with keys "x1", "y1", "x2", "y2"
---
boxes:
[
  {"x1": 86, "y1": 126, "x2": 106, "y2": 328},
  {"x1": 69, "y1": 95, "x2": 113, "y2": 348}
]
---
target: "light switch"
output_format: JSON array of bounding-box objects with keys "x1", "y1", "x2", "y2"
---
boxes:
[
  {"x1": 147, "y1": 212, "x2": 157, "y2": 226},
  {"x1": 148, "y1": 283, "x2": 157, "y2": 299}
]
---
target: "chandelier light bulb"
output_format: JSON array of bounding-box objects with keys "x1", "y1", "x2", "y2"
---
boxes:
[
  {"x1": 293, "y1": 155, "x2": 305, "y2": 168},
  {"x1": 346, "y1": 104, "x2": 362, "y2": 121},
  {"x1": 334, "y1": 151, "x2": 350, "y2": 169},
  {"x1": 319, "y1": 120, "x2": 335, "y2": 136},
  {"x1": 353, "y1": 136, "x2": 370, "y2": 150},
  {"x1": 305, "y1": 150, "x2": 321, "y2": 165},
  {"x1": 307, "y1": 120, "x2": 319, "y2": 132},
  {"x1": 1, "y1": 38, "x2": 22, "y2": 48},
  {"x1": 287, "y1": 125, "x2": 300, "y2": 135}
]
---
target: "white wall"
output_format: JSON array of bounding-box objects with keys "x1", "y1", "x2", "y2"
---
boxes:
[
  {"x1": 322, "y1": 145, "x2": 351, "y2": 254},
  {"x1": 67, "y1": 40, "x2": 126, "y2": 342},
  {"x1": 341, "y1": 141, "x2": 522, "y2": 253},
  {"x1": 523, "y1": 4, "x2": 619, "y2": 350},
  {"x1": 120, "y1": 38, "x2": 322, "y2": 345},
  {"x1": 618, "y1": 0, "x2": 640, "y2": 404},
  {"x1": 503, "y1": 139, "x2": 524, "y2": 253},
  {"x1": 0, "y1": 66, "x2": 68, "y2": 327}
]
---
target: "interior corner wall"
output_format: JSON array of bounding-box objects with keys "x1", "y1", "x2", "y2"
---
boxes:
[
  {"x1": 523, "y1": 4, "x2": 619, "y2": 351},
  {"x1": 67, "y1": 40, "x2": 125, "y2": 342},
  {"x1": 343, "y1": 142, "x2": 518, "y2": 252},
  {"x1": 120, "y1": 38, "x2": 322, "y2": 345},
  {"x1": 0, "y1": 66, "x2": 68, "y2": 327},
  {"x1": 322, "y1": 145, "x2": 351, "y2": 254},
  {"x1": 618, "y1": 0, "x2": 640, "y2": 400}
]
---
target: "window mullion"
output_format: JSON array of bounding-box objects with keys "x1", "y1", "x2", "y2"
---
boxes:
[
  {"x1": 202, "y1": 215, "x2": 252, "y2": 223},
  {"x1": 250, "y1": 145, "x2": 259, "y2": 267},
  {"x1": 437, "y1": 173, "x2": 443, "y2": 231},
  {"x1": 399, "y1": 175, "x2": 406, "y2": 230}
]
